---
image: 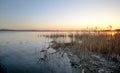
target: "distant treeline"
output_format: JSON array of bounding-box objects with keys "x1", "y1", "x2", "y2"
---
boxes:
[{"x1": 0, "y1": 29, "x2": 120, "y2": 32}]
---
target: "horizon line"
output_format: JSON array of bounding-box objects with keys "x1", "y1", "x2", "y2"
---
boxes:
[{"x1": 0, "y1": 29, "x2": 120, "y2": 32}]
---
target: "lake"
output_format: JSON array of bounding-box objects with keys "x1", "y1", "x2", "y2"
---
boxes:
[{"x1": 0, "y1": 31, "x2": 72, "y2": 73}]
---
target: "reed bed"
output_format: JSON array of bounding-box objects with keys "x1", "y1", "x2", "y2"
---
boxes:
[
  {"x1": 42, "y1": 31, "x2": 120, "y2": 60},
  {"x1": 81, "y1": 32, "x2": 120, "y2": 57}
]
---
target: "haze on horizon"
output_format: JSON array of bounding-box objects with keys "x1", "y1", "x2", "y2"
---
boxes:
[{"x1": 0, "y1": 0, "x2": 120, "y2": 30}]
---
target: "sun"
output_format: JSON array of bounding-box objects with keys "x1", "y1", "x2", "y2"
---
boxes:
[{"x1": 111, "y1": 27, "x2": 115, "y2": 30}]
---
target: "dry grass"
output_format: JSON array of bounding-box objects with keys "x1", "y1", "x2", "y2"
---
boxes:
[
  {"x1": 43, "y1": 31, "x2": 120, "y2": 59},
  {"x1": 81, "y1": 32, "x2": 120, "y2": 57}
]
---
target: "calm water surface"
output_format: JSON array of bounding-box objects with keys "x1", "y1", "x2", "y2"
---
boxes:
[{"x1": 0, "y1": 31, "x2": 72, "y2": 73}]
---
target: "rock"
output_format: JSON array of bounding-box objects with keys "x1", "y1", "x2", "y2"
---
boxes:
[
  {"x1": 69, "y1": 54, "x2": 80, "y2": 67},
  {"x1": 81, "y1": 69, "x2": 85, "y2": 73},
  {"x1": 65, "y1": 48, "x2": 80, "y2": 68},
  {"x1": 65, "y1": 48, "x2": 73, "y2": 57}
]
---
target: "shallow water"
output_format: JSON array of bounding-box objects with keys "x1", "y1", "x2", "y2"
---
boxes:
[{"x1": 0, "y1": 31, "x2": 72, "y2": 73}]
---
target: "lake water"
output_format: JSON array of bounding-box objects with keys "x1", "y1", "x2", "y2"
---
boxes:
[{"x1": 0, "y1": 31, "x2": 72, "y2": 73}]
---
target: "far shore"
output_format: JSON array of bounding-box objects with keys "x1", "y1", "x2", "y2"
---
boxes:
[{"x1": 0, "y1": 29, "x2": 120, "y2": 32}]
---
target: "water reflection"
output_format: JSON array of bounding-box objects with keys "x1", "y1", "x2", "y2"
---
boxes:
[{"x1": 0, "y1": 32, "x2": 72, "y2": 73}]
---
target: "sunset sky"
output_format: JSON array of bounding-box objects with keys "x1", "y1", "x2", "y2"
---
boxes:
[{"x1": 0, "y1": 0, "x2": 120, "y2": 30}]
